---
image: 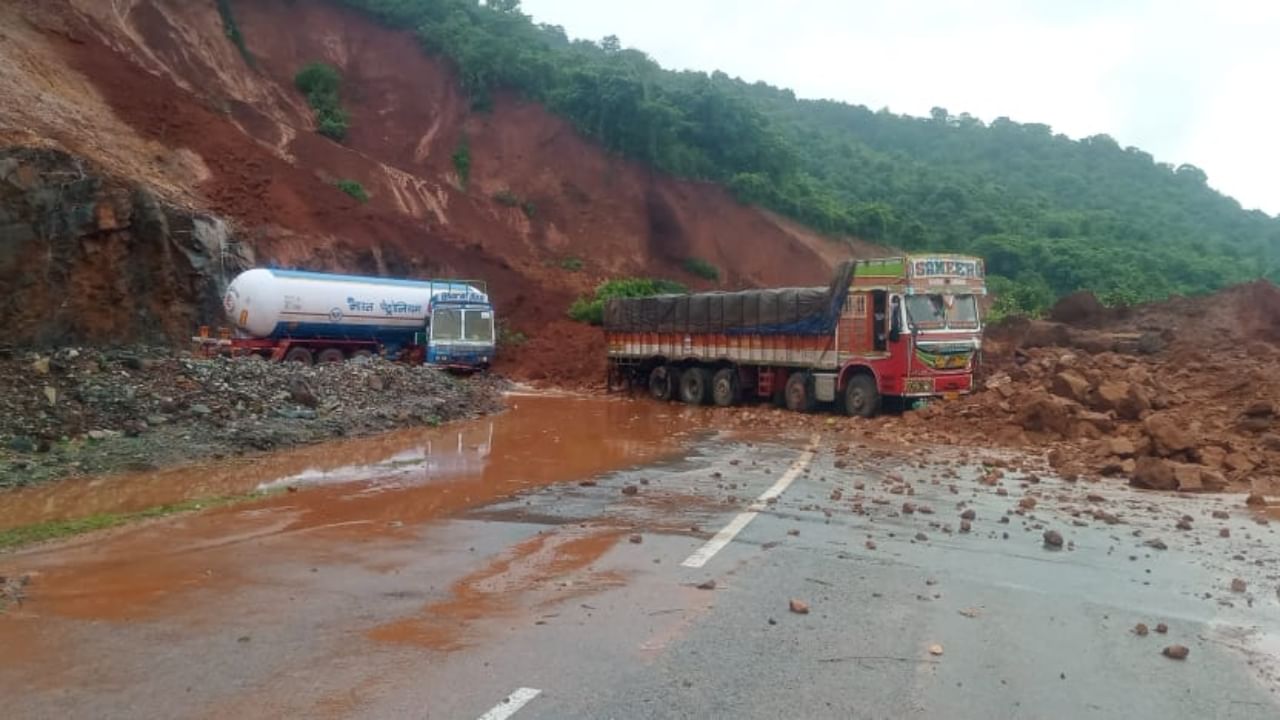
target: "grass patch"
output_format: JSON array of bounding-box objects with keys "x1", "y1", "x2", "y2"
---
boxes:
[
  {"x1": 558, "y1": 256, "x2": 584, "y2": 272},
  {"x1": 452, "y1": 139, "x2": 472, "y2": 188},
  {"x1": 492, "y1": 188, "x2": 520, "y2": 207},
  {"x1": 295, "y1": 62, "x2": 349, "y2": 141},
  {"x1": 0, "y1": 491, "x2": 273, "y2": 552},
  {"x1": 682, "y1": 257, "x2": 720, "y2": 281},
  {"x1": 568, "y1": 278, "x2": 686, "y2": 325},
  {"x1": 335, "y1": 179, "x2": 369, "y2": 203}
]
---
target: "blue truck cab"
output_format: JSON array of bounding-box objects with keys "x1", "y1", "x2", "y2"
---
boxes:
[{"x1": 425, "y1": 291, "x2": 496, "y2": 369}]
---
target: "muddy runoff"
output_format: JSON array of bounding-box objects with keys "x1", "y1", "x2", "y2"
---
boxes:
[{"x1": 0, "y1": 394, "x2": 714, "y2": 621}]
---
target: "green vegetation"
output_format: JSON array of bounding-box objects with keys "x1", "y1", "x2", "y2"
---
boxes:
[
  {"x1": 334, "y1": 179, "x2": 370, "y2": 203},
  {"x1": 492, "y1": 188, "x2": 520, "y2": 206},
  {"x1": 0, "y1": 492, "x2": 272, "y2": 552},
  {"x1": 558, "y1": 256, "x2": 584, "y2": 272},
  {"x1": 294, "y1": 62, "x2": 349, "y2": 141},
  {"x1": 682, "y1": 257, "x2": 720, "y2": 281},
  {"x1": 339, "y1": 0, "x2": 1280, "y2": 315},
  {"x1": 498, "y1": 326, "x2": 528, "y2": 347},
  {"x1": 452, "y1": 139, "x2": 472, "y2": 187},
  {"x1": 568, "y1": 278, "x2": 686, "y2": 324},
  {"x1": 216, "y1": 0, "x2": 255, "y2": 67}
]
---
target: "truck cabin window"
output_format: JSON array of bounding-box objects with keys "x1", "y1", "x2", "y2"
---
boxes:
[
  {"x1": 906, "y1": 294, "x2": 978, "y2": 330},
  {"x1": 431, "y1": 308, "x2": 463, "y2": 341},
  {"x1": 463, "y1": 309, "x2": 494, "y2": 342}
]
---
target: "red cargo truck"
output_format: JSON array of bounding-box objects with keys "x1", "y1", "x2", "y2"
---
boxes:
[{"x1": 604, "y1": 255, "x2": 986, "y2": 416}]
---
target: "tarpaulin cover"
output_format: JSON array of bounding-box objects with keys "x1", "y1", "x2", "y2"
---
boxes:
[{"x1": 604, "y1": 262, "x2": 855, "y2": 335}]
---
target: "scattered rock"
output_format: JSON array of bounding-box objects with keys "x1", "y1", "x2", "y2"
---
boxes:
[
  {"x1": 1230, "y1": 578, "x2": 1247, "y2": 593},
  {"x1": 1043, "y1": 530, "x2": 1064, "y2": 548},
  {"x1": 928, "y1": 644, "x2": 944, "y2": 656},
  {"x1": 1162, "y1": 645, "x2": 1189, "y2": 660},
  {"x1": 1144, "y1": 538, "x2": 1169, "y2": 551},
  {"x1": 1155, "y1": 623, "x2": 1168, "y2": 634},
  {"x1": 629, "y1": 534, "x2": 643, "y2": 544},
  {"x1": 1134, "y1": 623, "x2": 1149, "y2": 636},
  {"x1": 1143, "y1": 413, "x2": 1196, "y2": 456},
  {"x1": 959, "y1": 520, "x2": 972, "y2": 533},
  {"x1": 621, "y1": 484, "x2": 639, "y2": 496},
  {"x1": 789, "y1": 599, "x2": 809, "y2": 614},
  {"x1": 697, "y1": 579, "x2": 717, "y2": 591},
  {"x1": 960, "y1": 508, "x2": 976, "y2": 521},
  {"x1": 1245, "y1": 493, "x2": 1267, "y2": 507}
]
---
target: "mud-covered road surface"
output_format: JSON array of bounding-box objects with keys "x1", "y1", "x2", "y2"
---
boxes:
[{"x1": 1, "y1": 394, "x2": 1277, "y2": 719}]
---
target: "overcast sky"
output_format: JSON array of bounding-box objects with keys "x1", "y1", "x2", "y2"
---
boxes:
[{"x1": 520, "y1": 0, "x2": 1279, "y2": 216}]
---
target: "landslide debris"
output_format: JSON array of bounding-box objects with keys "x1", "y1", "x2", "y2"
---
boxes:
[{"x1": 0, "y1": 347, "x2": 506, "y2": 487}]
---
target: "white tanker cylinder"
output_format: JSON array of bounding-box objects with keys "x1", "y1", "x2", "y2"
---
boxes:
[{"x1": 222, "y1": 268, "x2": 488, "y2": 341}]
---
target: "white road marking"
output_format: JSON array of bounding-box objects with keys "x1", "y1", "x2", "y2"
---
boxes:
[
  {"x1": 681, "y1": 435, "x2": 819, "y2": 568},
  {"x1": 477, "y1": 687, "x2": 541, "y2": 720}
]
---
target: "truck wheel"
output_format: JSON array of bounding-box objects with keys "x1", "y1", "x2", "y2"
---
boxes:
[
  {"x1": 317, "y1": 348, "x2": 345, "y2": 364},
  {"x1": 351, "y1": 349, "x2": 375, "y2": 362},
  {"x1": 843, "y1": 374, "x2": 880, "y2": 418},
  {"x1": 284, "y1": 347, "x2": 314, "y2": 365},
  {"x1": 711, "y1": 368, "x2": 740, "y2": 407},
  {"x1": 784, "y1": 372, "x2": 815, "y2": 413},
  {"x1": 679, "y1": 367, "x2": 712, "y2": 405},
  {"x1": 648, "y1": 366, "x2": 675, "y2": 401}
]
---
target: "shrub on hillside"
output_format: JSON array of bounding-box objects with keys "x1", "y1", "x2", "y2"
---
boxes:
[
  {"x1": 568, "y1": 278, "x2": 687, "y2": 325},
  {"x1": 295, "y1": 62, "x2": 349, "y2": 141}
]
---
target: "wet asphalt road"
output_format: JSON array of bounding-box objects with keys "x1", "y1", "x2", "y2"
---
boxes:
[{"x1": 3, "y1": 395, "x2": 1279, "y2": 719}]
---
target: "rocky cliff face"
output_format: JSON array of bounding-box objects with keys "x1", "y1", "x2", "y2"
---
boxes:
[{"x1": 0, "y1": 147, "x2": 248, "y2": 346}]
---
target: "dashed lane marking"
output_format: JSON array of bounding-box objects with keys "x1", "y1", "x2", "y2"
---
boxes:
[
  {"x1": 477, "y1": 687, "x2": 541, "y2": 720},
  {"x1": 680, "y1": 435, "x2": 820, "y2": 568}
]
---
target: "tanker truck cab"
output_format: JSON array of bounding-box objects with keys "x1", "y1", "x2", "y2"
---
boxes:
[{"x1": 425, "y1": 291, "x2": 495, "y2": 370}]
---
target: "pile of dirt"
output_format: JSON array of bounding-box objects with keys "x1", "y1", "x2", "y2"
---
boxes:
[
  {"x1": 887, "y1": 282, "x2": 1280, "y2": 495},
  {"x1": 0, "y1": 347, "x2": 506, "y2": 487}
]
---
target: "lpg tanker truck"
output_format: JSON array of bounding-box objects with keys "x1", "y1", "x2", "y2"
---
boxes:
[{"x1": 197, "y1": 268, "x2": 496, "y2": 370}]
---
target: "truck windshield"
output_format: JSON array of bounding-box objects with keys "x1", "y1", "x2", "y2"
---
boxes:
[
  {"x1": 463, "y1": 309, "x2": 494, "y2": 342},
  {"x1": 905, "y1": 294, "x2": 979, "y2": 330},
  {"x1": 431, "y1": 308, "x2": 462, "y2": 341}
]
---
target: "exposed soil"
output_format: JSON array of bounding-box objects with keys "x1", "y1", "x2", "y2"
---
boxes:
[{"x1": 1, "y1": 0, "x2": 883, "y2": 388}]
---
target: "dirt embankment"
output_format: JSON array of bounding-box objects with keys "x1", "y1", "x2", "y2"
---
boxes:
[
  {"x1": 0, "y1": 0, "x2": 880, "y2": 387},
  {"x1": 1, "y1": 347, "x2": 506, "y2": 488}
]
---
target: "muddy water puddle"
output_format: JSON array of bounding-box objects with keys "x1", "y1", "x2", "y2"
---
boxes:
[
  {"x1": 0, "y1": 394, "x2": 719, "y2": 621},
  {"x1": 0, "y1": 394, "x2": 714, "y2": 531}
]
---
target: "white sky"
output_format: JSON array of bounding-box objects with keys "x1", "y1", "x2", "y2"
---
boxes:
[{"x1": 521, "y1": 0, "x2": 1280, "y2": 216}]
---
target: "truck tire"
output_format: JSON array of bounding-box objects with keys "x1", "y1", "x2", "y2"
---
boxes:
[
  {"x1": 284, "y1": 347, "x2": 314, "y2": 365},
  {"x1": 317, "y1": 348, "x2": 345, "y2": 364},
  {"x1": 351, "y1": 349, "x2": 375, "y2": 362},
  {"x1": 711, "y1": 368, "x2": 740, "y2": 407},
  {"x1": 843, "y1": 374, "x2": 880, "y2": 418},
  {"x1": 648, "y1": 366, "x2": 676, "y2": 401},
  {"x1": 679, "y1": 367, "x2": 712, "y2": 405},
  {"x1": 784, "y1": 372, "x2": 814, "y2": 412}
]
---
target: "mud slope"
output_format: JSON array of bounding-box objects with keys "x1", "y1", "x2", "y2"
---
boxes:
[{"x1": 0, "y1": 0, "x2": 880, "y2": 383}]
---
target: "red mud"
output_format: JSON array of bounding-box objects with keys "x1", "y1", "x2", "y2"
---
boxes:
[
  {"x1": 0, "y1": 395, "x2": 710, "y2": 623},
  {"x1": 5, "y1": 0, "x2": 884, "y2": 386}
]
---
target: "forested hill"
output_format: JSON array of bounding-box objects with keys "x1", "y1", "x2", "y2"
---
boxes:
[{"x1": 341, "y1": 0, "x2": 1280, "y2": 314}]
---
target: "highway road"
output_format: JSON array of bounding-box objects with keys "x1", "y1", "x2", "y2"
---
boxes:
[{"x1": 1, "y1": 394, "x2": 1277, "y2": 719}]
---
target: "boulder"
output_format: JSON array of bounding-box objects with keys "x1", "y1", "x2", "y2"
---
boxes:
[
  {"x1": 1197, "y1": 445, "x2": 1227, "y2": 468},
  {"x1": 1130, "y1": 457, "x2": 1178, "y2": 491},
  {"x1": 1261, "y1": 433, "x2": 1280, "y2": 452},
  {"x1": 1077, "y1": 411, "x2": 1116, "y2": 434},
  {"x1": 1143, "y1": 413, "x2": 1196, "y2": 456},
  {"x1": 1016, "y1": 394, "x2": 1080, "y2": 436},
  {"x1": 1107, "y1": 436, "x2": 1137, "y2": 458},
  {"x1": 1051, "y1": 371, "x2": 1091, "y2": 403},
  {"x1": 1091, "y1": 381, "x2": 1151, "y2": 420},
  {"x1": 1244, "y1": 399, "x2": 1275, "y2": 418},
  {"x1": 1224, "y1": 452, "x2": 1255, "y2": 473}
]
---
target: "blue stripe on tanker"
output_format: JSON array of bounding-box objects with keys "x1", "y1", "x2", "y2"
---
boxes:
[{"x1": 267, "y1": 321, "x2": 421, "y2": 342}]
